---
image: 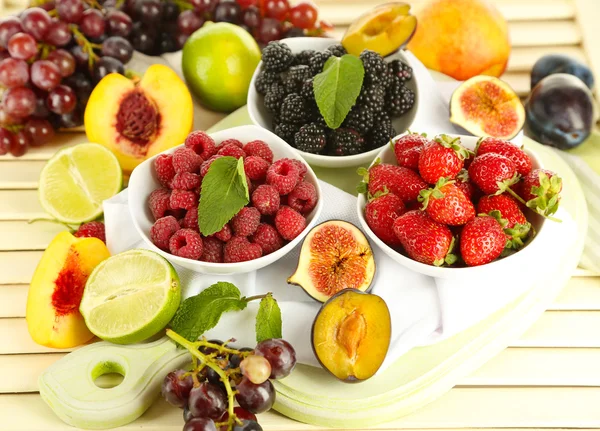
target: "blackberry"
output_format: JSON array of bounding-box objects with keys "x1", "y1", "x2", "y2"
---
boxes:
[
  {"x1": 369, "y1": 116, "x2": 396, "y2": 150},
  {"x1": 264, "y1": 81, "x2": 287, "y2": 114},
  {"x1": 386, "y1": 80, "x2": 415, "y2": 116},
  {"x1": 283, "y1": 65, "x2": 311, "y2": 93},
  {"x1": 255, "y1": 70, "x2": 281, "y2": 95},
  {"x1": 274, "y1": 122, "x2": 301, "y2": 144},
  {"x1": 328, "y1": 128, "x2": 365, "y2": 156},
  {"x1": 343, "y1": 105, "x2": 374, "y2": 135},
  {"x1": 360, "y1": 50, "x2": 391, "y2": 88},
  {"x1": 294, "y1": 123, "x2": 327, "y2": 154},
  {"x1": 280, "y1": 93, "x2": 309, "y2": 124},
  {"x1": 294, "y1": 49, "x2": 316, "y2": 66},
  {"x1": 326, "y1": 44, "x2": 347, "y2": 57},
  {"x1": 308, "y1": 50, "x2": 333, "y2": 76},
  {"x1": 389, "y1": 59, "x2": 413, "y2": 82},
  {"x1": 300, "y1": 78, "x2": 314, "y2": 103},
  {"x1": 358, "y1": 84, "x2": 385, "y2": 113},
  {"x1": 262, "y1": 41, "x2": 294, "y2": 72}
]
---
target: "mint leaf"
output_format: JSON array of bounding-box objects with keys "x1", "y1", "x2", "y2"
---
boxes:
[
  {"x1": 255, "y1": 293, "x2": 282, "y2": 342},
  {"x1": 170, "y1": 282, "x2": 248, "y2": 342},
  {"x1": 314, "y1": 54, "x2": 364, "y2": 129},
  {"x1": 198, "y1": 156, "x2": 249, "y2": 236}
]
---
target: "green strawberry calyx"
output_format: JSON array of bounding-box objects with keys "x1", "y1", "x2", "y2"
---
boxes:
[
  {"x1": 505, "y1": 222, "x2": 533, "y2": 250},
  {"x1": 435, "y1": 134, "x2": 474, "y2": 161},
  {"x1": 525, "y1": 171, "x2": 562, "y2": 222},
  {"x1": 494, "y1": 173, "x2": 526, "y2": 204},
  {"x1": 434, "y1": 236, "x2": 457, "y2": 267},
  {"x1": 367, "y1": 186, "x2": 389, "y2": 202},
  {"x1": 418, "y1": 177, "x2": 453, "y2": 210},
  {"x1": 356, "y1": 158, "x2": 380, "y2": 194}
]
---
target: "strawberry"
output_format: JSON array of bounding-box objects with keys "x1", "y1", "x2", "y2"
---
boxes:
[
  {"x1": 364, "y1": 192, "x2": 405, "y2": 245},
  {"x1": 418, "y1": 178, "x2": 475, "y2": 226},
  {"x1": 454, "y1": 169, "x2": 480, "y2": 202},
  {"x1": 393, "y1": 133, "x2": 430, "y2": 170},
  {"x1": 521, "y1": 168, "x2": 562, "y2": 220},
  {"x1": 460, "y1": 214, "x2": 507, "y2": 266},
  {"x1": 477, "y1": 195, "x2": 531, "y2": 249},
  {"x1": 476, "y1": 137, "x2": 533, "y2": 176},
  {"x1": 468, "y1": 153, "x2": 521, "y2": 197},
  {"x1": 357, "y1": 161, "x2": 427, "y2": 203},
  {"x1": 392, "y1": 210, "x2": 456, "y2": 266},
  {"x1": 418, "y1": 134, "x2": 472, "y2": 184}
]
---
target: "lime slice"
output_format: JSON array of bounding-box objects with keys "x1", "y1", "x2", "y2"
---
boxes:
[
  {"x1": 80, "y1": 249, "x2": 181, "y2": 344},
  {"x1": 39, "y1": 143, "x2": 122, "y2": 223}
]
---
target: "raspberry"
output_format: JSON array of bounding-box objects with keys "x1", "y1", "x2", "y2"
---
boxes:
[
  {"x1": 169, "y1": 228, "x2": 203, "y2": 260},
  {"x1": 170, "y1": 189, "x2": 198, "y2": 210},
  {"x1": 181, "y1": 205, "x2": 199, "y2": 231},
  {"x1": 243, "y1": 140, "x2": 273, "y2": 163},
  {"x1": 185, "y1": 131, "x2": 217, "y2": 159},
  {"x1": 172, "y1": 147, "x2": 204, "y2": 174},
  {"x1": 231, "y1": 206, "x2": 261, "y2": 237},
  {"x1": 251, "y1": 223, "x2": 284, "y2": 255},
  {"x1": 150, "y1": 216, "x2": 180, "y2": 251},
  {"x1": 200, "y1": 154, "x2": 224, "y2": 177},
  {"x1": 290, "y1": 159, "x2": 307, "y2": 181},
  {"x1": 74, "y1": 221, "x2": 106, "y2": 243},
  {"x1": 287, "y1": 181, "x2": 318, "y2": 214},
  {"x1": 219, "y1": 138, "x2": 244, "y2": 149},
  {"x1": 224, "y1": 236, "x2": 263, "y2": 263},
  {"x1": 251, "y1": 184, "x2": 280, "y2": 215},
  {"x1": 200, "y1": 236, "x2": 223, "y2": 263},
  {"x1": 274, "y1": 206, "x2": 306, "y2": 240},
  {"x1": 246, "y1": 174, "x2": 256, "y2": 195},
  {"x1": 217, "y1": 143, "x2": 246, "y2": 159},
  {"x1": 266, "y1": 158, "x2": 300, "y2": 195},
  {"x1": 154, "y1": 154, "x2": 176, "y2": 187},
  {"x1": 148, "y1": 188, "x2": 171, "y2": 220},
  {"x1": 244, "y1": 156, "x2": 270, "y2": 182},
  {"x1": 213, "y1": 223, "x2": 232, "y2": 242},
  {"x1": 170, "y1": 172, "x2": 201, "y2": 191}
]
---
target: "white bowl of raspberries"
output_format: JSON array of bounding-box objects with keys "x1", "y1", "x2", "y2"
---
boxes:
[
  {"x1": 356, "y1": 132, "x2": 563, "y2": 279},
  {"x1": 128, "y1": 125, "x2": 323, "y2": 274},
  {"x1": 248, "y1": 37, "x2": 418, "y2": 168}
]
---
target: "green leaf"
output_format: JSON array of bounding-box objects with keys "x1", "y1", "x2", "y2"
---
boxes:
[
  {"x1": 255, "y1": 293, "x2": 282, "y2": 342},
  {"x1": 170, "y1": 282, "x2": 248, "y2": 342},
  {"x1": 198, "y1": 156, "x2": 249, "y2": 236},
  {"x1": 314, "y1": 54, "x2": 365, "y2": 129}
]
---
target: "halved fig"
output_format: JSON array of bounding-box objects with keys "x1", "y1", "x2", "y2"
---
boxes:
[
  {"x1": 450, "y1": 75, "x2": 525, "y2": 140},
  {"x1": 342, "y1": 2, "x2": 417, "y2": 57},
  {"x1": 287, "y1": 220, "x2": 375, "y2": 303},
  {"x1": 312, "y1": 289, "x2": 391, "y2": 382}
]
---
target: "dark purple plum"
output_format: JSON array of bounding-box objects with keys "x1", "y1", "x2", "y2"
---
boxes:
[
  {"x1": 525, "y1": 73, "x2": 594, "y2": 150},
  {"x1": 531, "y1": 54, "x2": 594, "y2": 90}
]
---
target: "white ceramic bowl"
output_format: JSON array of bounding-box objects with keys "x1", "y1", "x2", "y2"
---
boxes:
[
  {"x1": 128, "y1": 125, "x2": 323, "y2": 275},
  {"x1": 248, "y1": 37, "x2": 419, "y2": 168},
  {"x1": 356, "y1": 132, "x2": 546, "y2": 280}
]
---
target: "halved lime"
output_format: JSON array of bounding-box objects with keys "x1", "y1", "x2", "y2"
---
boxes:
[
  {"x1": 39, "y1": 143, "x2": 122, "y2": 224},
  {"x1": 80, "y1": 249, "x2": 181, "y2": 344}
]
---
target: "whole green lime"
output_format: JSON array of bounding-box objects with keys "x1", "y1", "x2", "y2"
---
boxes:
[{"x1": 182, "y1": 22, "x2": 261, "y2": 112}]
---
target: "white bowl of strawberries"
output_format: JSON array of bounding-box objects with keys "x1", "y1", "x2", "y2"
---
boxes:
[
  {"x1": 128, "y1": 125, "x2": 323, "y2": 274},
  {"x1": 356, "y1": 132, "x2": 562, "y2": 279}
]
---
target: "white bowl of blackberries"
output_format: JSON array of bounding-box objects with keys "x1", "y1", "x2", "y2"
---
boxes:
[{"x1": 248, "y1": 37, "x2": 418, "y2": 168}]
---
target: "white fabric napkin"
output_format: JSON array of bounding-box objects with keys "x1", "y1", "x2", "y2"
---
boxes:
[{"x1": 105, "y1": 50, "x2": 577, "y2": 369}]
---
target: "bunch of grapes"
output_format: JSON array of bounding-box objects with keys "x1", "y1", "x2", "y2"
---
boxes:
[
  {"x1": 0, "y1": 2, "x2": 134, "y2": 157},
  {"x1": 163, "y1": 330, "x2": 297, "y2": 431}
]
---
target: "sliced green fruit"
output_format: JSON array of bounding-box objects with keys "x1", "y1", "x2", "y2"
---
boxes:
[
  {"x1": 38, "y1": 143, "x2": 122, "y2": 223},
  {"x1": 80, "y1": 249, "x2": 181, "y2": 344}
]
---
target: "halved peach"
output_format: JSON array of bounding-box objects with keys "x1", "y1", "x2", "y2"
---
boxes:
[
  {"x1": 342, "y1": 2, "x2": 417, "y2": 57},
  {"x1": 26, "y1": 232, "x2": 110, "y2": 349},
  {"x1": 84, "y1": 65, "x2": 193, "y2": 174}
]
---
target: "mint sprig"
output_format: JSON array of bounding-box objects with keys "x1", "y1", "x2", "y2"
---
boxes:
[
  {"x1": 170, "y1": 282, "x2": 284, "y2": 343},
  {"x1": 198, "y1": 156, "x2": 249, "y2": 236},
  {"x1": 314, "y1": 54, "x2": 365, "y2": 129}
]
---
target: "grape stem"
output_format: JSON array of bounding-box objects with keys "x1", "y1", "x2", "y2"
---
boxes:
[
  {"x1": 70, "y1": 24, "x2": 100, "y2": 71},
  {"x1": 27, "y1": 218, "x2": 78, "y2": 231},
  {"x1": 166, "y1": 329, "x2": 242, "y2": 430},
  {"x1": 168, "y1": 0, "x2": 195, "y2": 12}
]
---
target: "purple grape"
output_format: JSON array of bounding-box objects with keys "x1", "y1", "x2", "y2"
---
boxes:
[
  {"x1": 214, "y1": 0, "x2": 242, "y2": 24},
  {"x1": 242, "y1": 6, "x2": 261, "y2": 28},
  {"x1": 235, "y1": 377, "x2": 275, "y2": 414},
  {"x1": 254, "y1": 338, "x2": 296, "y2": 379},
  {"x1": 44, "y1": 19, "x2": 72, "y2": 46},
  {"x1": 93, "y1": 56, "x2": 124, "y2": 83},
  {"x1": 102, "y1": 36, "x2": 133, "y2": 64},
  {"x1": 183, "y1": 418, "x2": 217, "y2": 431},
  {"x1": 20, "y1": 7, "x2": 51, "y2": 41},
  {"x1": 79, "y1": 9, "x2": 105, "y2": 38},
  {"x1": 0, "y1": 17, "x2": 23, "y2": 48},
  {"x1": 106, "y1": 10, "x2": 132, "y2": 37},
  {"x1": 161, "y1": 369, "x2": 193, "y2": 409},
  {"x1": 188, "y1": 382, "x2": 227, "y2": 420},
  {"x1": 56, "y1": 0, "x2": 84, "y2": 23}
]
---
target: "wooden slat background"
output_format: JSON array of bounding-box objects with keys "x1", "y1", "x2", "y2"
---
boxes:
[{"x1": 1, "y1": 0, "x2": 600, "y2": 430}]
